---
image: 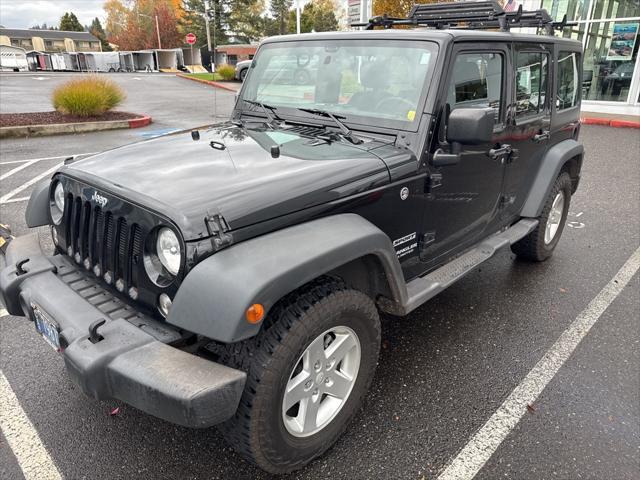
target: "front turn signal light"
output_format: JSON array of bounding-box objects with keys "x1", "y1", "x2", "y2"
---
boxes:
[{"x1": 246, "y1": 304, "x2": 265, "y2": 324}]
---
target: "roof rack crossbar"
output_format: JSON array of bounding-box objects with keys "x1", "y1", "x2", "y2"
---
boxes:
[{"x1": 351, "y1": 1, "x2": 577, "y2": 35}]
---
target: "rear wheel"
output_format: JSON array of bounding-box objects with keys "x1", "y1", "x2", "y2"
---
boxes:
[
  {"x1": 511, "y1": 172, "x2": 572, "y2": 261},
  {"x1": 239, "y1": 68, "x2": 248, "y2": 81},
  {"x1": 217, "y1": 278, "x2": 380, "y2": 473}
]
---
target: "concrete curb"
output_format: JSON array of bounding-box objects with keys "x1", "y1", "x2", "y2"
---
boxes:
[
  {"x1": 0, "y1": 115, "x2": 152, "y2": 139},
  {"x1": 581, "y1": 117, "x2": 640, "y2": 129},
  {"x1": 176, "y1": 73, "x2": 239, "y2": 92}
]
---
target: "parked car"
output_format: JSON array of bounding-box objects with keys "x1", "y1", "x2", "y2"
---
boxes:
[
  {"x1": 234, "y1": 59, "x2": 252, "y2": 81},
  {"x1": 1, "y1": 1, "x2": 583, "y2": 475}
]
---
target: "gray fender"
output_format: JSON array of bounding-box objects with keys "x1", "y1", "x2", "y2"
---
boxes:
[
  {"x1": 521, "y1": 139, "x2": 584, "y2": 218},
  {"x1": 166, "y1": 214, "x2": 407, "y2": 343},
  {"x1": 25, "y1": 182, "x2": 50, "y2": 228}
]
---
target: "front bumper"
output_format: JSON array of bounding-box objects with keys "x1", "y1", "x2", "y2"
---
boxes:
[{"x1": 0, "y1": 233, "x2": 246, "y2": 428}]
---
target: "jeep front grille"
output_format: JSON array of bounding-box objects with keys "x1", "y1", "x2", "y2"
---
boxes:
[{"x1": 64, "y1": 193, "x2": 142, "y2": 294}]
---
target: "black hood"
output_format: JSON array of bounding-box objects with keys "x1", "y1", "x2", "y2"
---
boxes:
[{"x1": 63, "y1": 122, "x2": 400, "y2": 240}]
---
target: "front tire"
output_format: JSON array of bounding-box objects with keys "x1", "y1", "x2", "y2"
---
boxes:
[
  {"x1": 512, "y1": 172, "x2": 572, "y2": 261},
  {"x1": 217, "y1": 278, "x2": 381, "y2": 473}
]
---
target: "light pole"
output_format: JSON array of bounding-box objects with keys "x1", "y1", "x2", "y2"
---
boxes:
[
  {"x1": 204, "y1": 0, "x2": 214, "y2": 73},
  {"x1": 296, "y1": 0, "x2": 301, "y2": 34},
  {"x1": 138, "y1": 13, "x2": 161, "y2": 49}
]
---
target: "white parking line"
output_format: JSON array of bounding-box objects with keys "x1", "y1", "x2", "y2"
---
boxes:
[
  {"x1": 0, "y1": 152, "x2": 97, "y2": 166},
  {"x1": 0, "y1": 164, "x2": 62, "y2": 204},
  {"x1": 437, "y1": 246, "x2": 640, "y2": 480},
  {"x1": 0, "y1": 371, "x2": 62, "y2": 480},
  {"x1": 2, "y1": 196, "x2": 30, "y2": 204},
  {"x1": 0, "y1": 158, "x2": 43, "y2": 181}
]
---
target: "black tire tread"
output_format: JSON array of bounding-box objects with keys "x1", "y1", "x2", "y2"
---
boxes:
[
  {"x1": 215, "y1": 276, "x2": 380, "y2": 473},
  {"x1": 511, "y1": 172, "x2": 572, "y2": 261}
]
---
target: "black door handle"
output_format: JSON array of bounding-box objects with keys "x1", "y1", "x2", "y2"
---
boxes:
[{"x1": 533, "y1": 130, "x2": 550, "y2": 142}]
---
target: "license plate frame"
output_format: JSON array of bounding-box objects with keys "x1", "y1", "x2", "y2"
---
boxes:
[{"x1": 33, "y1": 304, "x2": 61, "y2": 351}]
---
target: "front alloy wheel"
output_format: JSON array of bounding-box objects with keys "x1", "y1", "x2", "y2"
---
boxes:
[
  {"x1": 217, "y1": 278, "x2": 380, "y2": 474},
  {"x1": 283, "y1": 326, "x2": 361, "y2": 437}
]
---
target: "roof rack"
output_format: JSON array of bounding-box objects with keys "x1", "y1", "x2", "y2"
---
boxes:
[{"x1": 350, "y1": 1, "x2": 576, "y2": 36}]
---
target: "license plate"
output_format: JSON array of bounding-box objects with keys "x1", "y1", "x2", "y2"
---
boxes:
[{"x1": 33, "y1": 304, "x2": 61, "y2": 351}]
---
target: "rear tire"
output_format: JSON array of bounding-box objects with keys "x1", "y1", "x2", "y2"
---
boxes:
[
  {"x1": 511, "y1": 172, "x2": 572, "y2": 262},
  {"x1": 239, "y1": 68, "x2": 247, "y2": 81},
  {"x1": 216, "y1": 277, "x2": 380, "y2": 474}
]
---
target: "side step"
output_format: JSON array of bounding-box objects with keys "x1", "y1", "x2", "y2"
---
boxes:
[{"x1": 382, "y1": 219, "x2": 538, "y2": 315}]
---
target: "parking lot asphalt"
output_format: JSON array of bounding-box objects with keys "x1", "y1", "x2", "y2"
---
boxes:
[{"x1": 0, "y1": 76, "x2": 639, "y2": 480}]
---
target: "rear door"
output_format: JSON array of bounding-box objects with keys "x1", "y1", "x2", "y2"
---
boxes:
[{"x1": 502, "y1": 43, "x2": 553, "y2": 218}]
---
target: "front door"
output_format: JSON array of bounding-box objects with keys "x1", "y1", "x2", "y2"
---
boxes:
[
  {"x1": 502, "y1": 44, "x2": 553, "y2": 218},
  {"x1": 420, "y1": 44, "x2": 509, "y2": 267}
]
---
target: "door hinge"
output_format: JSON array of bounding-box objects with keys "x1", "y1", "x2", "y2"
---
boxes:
[
  {"x1": 489, "y1": 144, "x2": 517, "y2": 164},
  {"x1": 205, "y1": 213, "x2": 232, "y2": 249},
  {"x1": 426, "y1": 173, "x2": 442, "y2": 193}
]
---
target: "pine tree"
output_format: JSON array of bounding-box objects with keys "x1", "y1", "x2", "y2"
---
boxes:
[
  {"x1": 270, "y1": 0, "x2": 293, "y2": 35},
  {"x1": 90, "y1": 18, "x2": 113, "y2": 51},
  {"x1": 59, "y1": 12, "x2": 85, "y2": 32}
]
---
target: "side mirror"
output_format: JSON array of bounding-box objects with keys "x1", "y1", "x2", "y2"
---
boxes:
[{"x1": 447, "y1": 107, "x2": 495, "y2": 144}]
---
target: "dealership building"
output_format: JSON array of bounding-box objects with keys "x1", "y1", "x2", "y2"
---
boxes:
[{"x1": 518, "y1": 0, "x2": 640, "y2": 116}]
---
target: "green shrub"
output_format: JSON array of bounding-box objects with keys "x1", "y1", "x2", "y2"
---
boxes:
[
  {"x1": 216, "y1": 64, "x2": 236, "y2": 81},
  {"x1": 52, "y1": 76, "x2": 125, "y2": 117}
]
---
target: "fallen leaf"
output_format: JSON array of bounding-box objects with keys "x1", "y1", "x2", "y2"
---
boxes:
[
  {"x1": 526, "y1": 404, "x2": 536, "y2": 413},
  {"x1": 109, "y1": 407, "x2": 120, "y2": 416},
  {"x1": 559, "y1": 288, "x2": 567, "y2": 293}
]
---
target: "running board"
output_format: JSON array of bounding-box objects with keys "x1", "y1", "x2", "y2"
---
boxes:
[{"x1": 379, "y1": 219, "x2": 538, "y2": 315}]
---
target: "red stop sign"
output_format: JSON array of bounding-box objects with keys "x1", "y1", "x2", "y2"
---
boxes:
[{"x1": 185, "y1": 33, "x2": 196, "y2": 45}]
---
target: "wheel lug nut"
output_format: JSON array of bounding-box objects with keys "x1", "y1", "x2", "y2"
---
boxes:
[
  {"x1": 314, "y1": 361, "x2": 321, "y2": 370},
  {"x1": 324, "y1": 377, "x2": 330, "y2": 384},
  {"x1": 305, "y1": 380, "x2": 313, "y2": 388}
]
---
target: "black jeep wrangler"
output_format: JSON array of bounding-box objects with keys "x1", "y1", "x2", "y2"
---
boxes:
[{"x1": 0, "y1": 2, "x2": 584, "y2": 474}]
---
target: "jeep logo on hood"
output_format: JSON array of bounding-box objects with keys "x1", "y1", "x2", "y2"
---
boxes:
[{"x1": 91, "y1": 191, "x2": 108, "y2": 208}]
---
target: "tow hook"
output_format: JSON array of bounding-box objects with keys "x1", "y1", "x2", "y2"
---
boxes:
[{"x1": 88, "y1": 319, "x2": 107, "y2": 344}]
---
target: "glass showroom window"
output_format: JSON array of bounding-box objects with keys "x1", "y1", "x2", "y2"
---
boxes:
[{"x1": 583, "y1": 21, "x2": 639, "y2": 102}]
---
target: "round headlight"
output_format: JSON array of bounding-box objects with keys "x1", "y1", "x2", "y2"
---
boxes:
[
  {"x1": 156, "y1": 227, "x2": 181, "y2": 276},
  {"x1": 50, "y1": 182, "x2": 65, "y2": 224}
]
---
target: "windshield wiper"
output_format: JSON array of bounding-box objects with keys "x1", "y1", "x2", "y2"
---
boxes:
[
  {"x1": 243, "y1": 99, "x2": 281, "y2": 126},
  {"x1": 297, "y1": 108, "x2": 363, "y2": 145}
]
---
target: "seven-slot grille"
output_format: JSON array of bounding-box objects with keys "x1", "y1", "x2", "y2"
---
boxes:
[{"x1": 63, "y1": 192, "x2": 143, "y2": 297}]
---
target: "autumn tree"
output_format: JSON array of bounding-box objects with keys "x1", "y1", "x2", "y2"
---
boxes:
[
  {"x1": 105, "y1": 0, "x2": 183, "y2": 50},
  {"x1": 59, "y1": 12, "x2": 85, "y2": 31}
]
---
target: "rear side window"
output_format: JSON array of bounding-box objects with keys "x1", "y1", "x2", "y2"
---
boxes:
[
  {"x1": 557, "y1": 51, "x2": 580, "y2": 110},
  {"x1": 447, "y1": 52, "x2": 503, "y2": 123},
  {"x1": 515, "y1": 51, "x2": 548, "y2": 117}
]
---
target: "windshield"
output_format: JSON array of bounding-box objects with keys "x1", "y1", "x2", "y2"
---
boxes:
[{"x1": 239, "y1": 39, "x2": 438, "y2": 129}]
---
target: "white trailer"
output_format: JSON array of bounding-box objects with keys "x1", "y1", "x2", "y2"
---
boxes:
[
  {"x1": 0, "y1": 45, "x2": 28, "y2": 71},
  {"x1": 50, "y1": 53, "x2": 67, "y2": 71},
  {"x1": 119, "y1": 52, "x2": 134, "y2": 72},
  {"x1": 154, "y1": 49, "x2": 184, "y2": 71},
  {"x1": 182, "y1": 47, "x2": 204, "y2": 72},
  {"x1": 132, "y1": 51, "x2": 156, "y2": 71},
  {"x1": 87, "y1": 52, "x2": 121, "y2": 72}
]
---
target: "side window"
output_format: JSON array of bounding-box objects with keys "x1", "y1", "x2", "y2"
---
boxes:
[
  {"x1": 447, "y1": 52, "x2": 503, "y2": 123},
  {"x1": 557, "y1": 51, "x2": 579, "y2": 110},
  {"x1": 515, "y1": 51, "x2": 549, "y2": 117}
]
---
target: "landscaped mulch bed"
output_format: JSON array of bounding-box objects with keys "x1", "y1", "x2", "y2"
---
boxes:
[{"x1": 0, "y1": 111, "x2": 141, "y2": 127}]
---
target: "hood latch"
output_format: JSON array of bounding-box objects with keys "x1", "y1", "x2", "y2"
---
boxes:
[{"x1": 205, "y1": 212, "x2": 232, "y2": 249}]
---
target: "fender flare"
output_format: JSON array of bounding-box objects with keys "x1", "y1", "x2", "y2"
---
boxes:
[
  {"x1": 25, "y1": 181, "x2": 50, "y2": 228},
  {"x1": 520, "y1": 139, "x2": 584, "y2": 218},
  {"x1": 166, "y1": 214, "x2": 407, "y2": 343}
]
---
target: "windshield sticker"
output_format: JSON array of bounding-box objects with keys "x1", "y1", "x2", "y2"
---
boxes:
[
  {"x1": 393, "y1": 232, "x2": 416, "y2": 247},
  {"x1": 407, "y1": 110, "x2": 416, "y2": 121},
  {"x1": 265, "y1": 131, "x2": 299, "y2": 145}
]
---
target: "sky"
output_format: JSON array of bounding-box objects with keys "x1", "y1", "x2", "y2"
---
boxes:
[
  {"x1": 0, "y1": 0, "x2": 350, "y2": 30},
  {"x1": 1, "y1": 0, "x2": 112, "y2": 29}
]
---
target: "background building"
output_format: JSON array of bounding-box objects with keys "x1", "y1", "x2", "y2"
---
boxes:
[
  {"x1": 0, "y1": 28, "x2": 102, "y2": 53},
  {"x1": 519, "y1": 0, "x2": 640, "y2": 116}
]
